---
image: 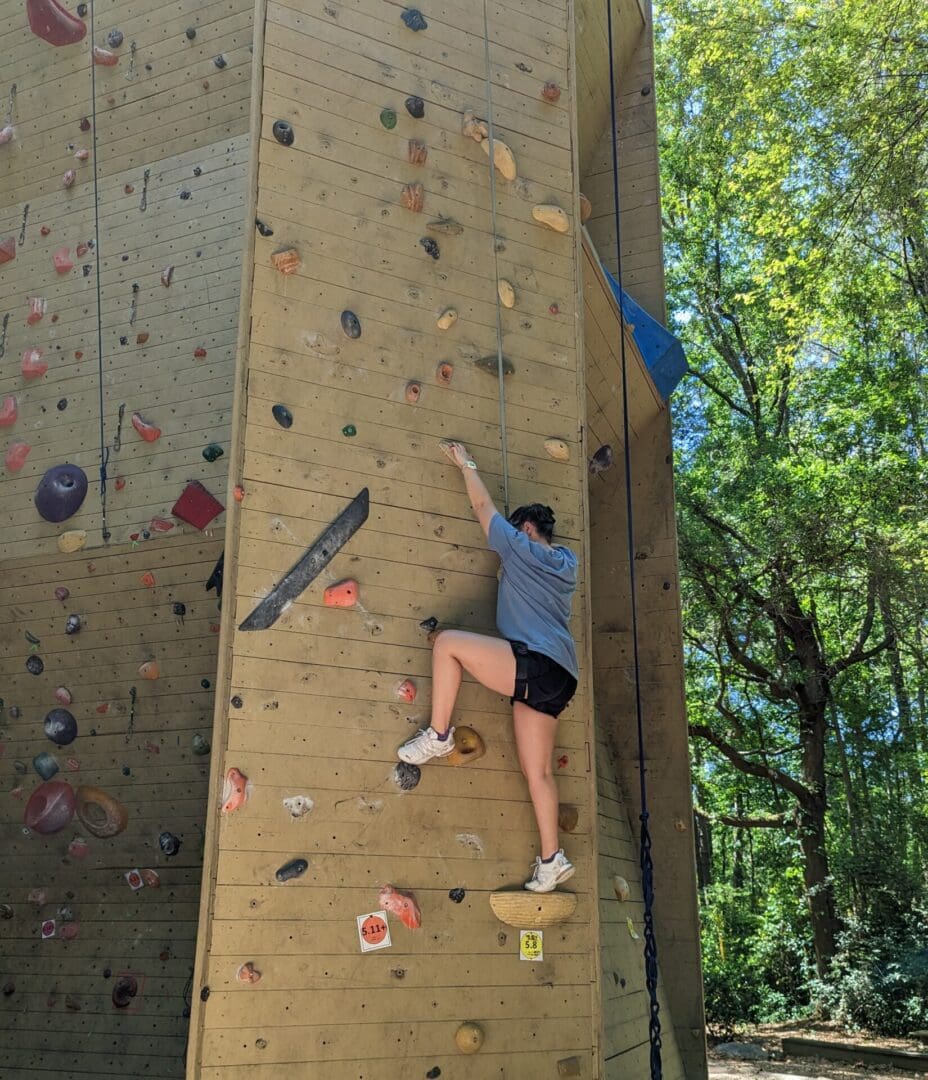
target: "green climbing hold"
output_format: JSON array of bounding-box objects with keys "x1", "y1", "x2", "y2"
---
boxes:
[
  {"x1": 380, "y1": 108, "x2": 397, "y2": 130},
  {"x1": 342, "y1": 424, "x2": 357, "y2": 437},
  {"x1": 202, "y1": 443, "x2": 224, "y2": 462}
]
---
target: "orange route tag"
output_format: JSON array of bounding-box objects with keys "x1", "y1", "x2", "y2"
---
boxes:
[{"x1": 357, "y1": 910, "x2": 392, "y2": 953}]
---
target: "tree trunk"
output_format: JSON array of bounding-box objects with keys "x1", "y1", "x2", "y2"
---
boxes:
[{"x1": 797, "y1": 793, "x2": 839, "y2": 976}]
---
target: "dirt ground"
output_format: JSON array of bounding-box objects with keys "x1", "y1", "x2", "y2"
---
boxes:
[{"x1": 708, "y1": 1022, "x2": 928, "y2": 1079}]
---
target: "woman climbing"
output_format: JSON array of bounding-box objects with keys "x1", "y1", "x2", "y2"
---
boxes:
[{"x1": 397, "y1": 440, "x2": 579, "y2": 893}]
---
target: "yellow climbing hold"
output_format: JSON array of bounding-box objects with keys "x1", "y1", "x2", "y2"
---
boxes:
[
  {"x1": 497, "y1": 279, "x2": 516, "y2": 309},
  {"x1": 446, "y1": 726, "x2": 486, "y2": 766},
  {"x1": 461, "y1": 109, "x2": 488, "y2": 142},
  {"x1": 532, "y1": 204, "x2": 570, "y2": 233},
  {"x1": 437, "y1": 308, "x2": 458, "y2": 330},
  {"x1": 454, "y1": 1021, "x2": 485, "y2": 1055},
  {"x1": 57, "y1": 530, "x2": 87, "y2": 554},
  {"x1": 481, "y1": 137, "x2": 517, "y2": 181},
  {"x1": 489, "y1": 890, "x2": 577, "y2": 928},
  {"x1": 544, "y1": 438, "x2": 570, "y2": 462}
]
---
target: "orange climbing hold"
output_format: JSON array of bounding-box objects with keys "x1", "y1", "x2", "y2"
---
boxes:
[
  {"x1": 436, "y1": 361, "x2": 454, "y2": 386},
  {"x1": 5, "y1": 441, "x2": 31, "y2": 472},
  {"x1": 233, "y1": 484, "x2": 245, "y2": 502},
  {"x1": 323, "y1": 579, "x2": 358, "y2": 608},
  {"x1": 53, "y1": 247, "x2": 73, "y2": 273},
  {"x1": 379, "y1": 884, "x2": 421, "y2": 929},
  {"x1": 22, "y1": 348, "x2": 48, "y2": 379},
  {"x1": 0, "y1": 396, "x2": 17, "y2": 427},
  {"x1": 236, "y1": 962, "x2": 262, "y2": 984},
  {"x1": 0, "y1": 236, "x2": 15, "y2": 263},
  {"x1": 394, "y1": 679, "x2": 417, "y2": 704},
  {"x1": 92, "y1": 46, "x2": 119, "y2": 65},
  {"x1": 149, "y1": 517, "x2": 174, "y2": 533},
  {"x1": 131, "y1": 412, "x2": 161, "y2": 442},
  {"x1": 221, "y1": 767, "x2": 251, "y2": 814},
  {"x1": 271, "y1": 248, "x2": 300, "y2": 274},
  {"x1": 26, "y1": 0, "x2": 87, "y2": 45},
  {"x1": 140, "y1": 572, "x2": 156, "y2": 588},
  {"x1": 138, "y1": 661, "x2": 159, "y2": 680},
  {"x1": 27, "y1": 297, "x2": 47, "y2": 325}
]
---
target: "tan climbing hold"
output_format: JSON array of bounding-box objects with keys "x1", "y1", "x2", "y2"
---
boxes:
[
  {"x1": 532, "y1": 204, "x2": 569, "y2": 233},
  {"x1": 489, "y1": 890, "x2": 577, "y2": 929},
  {"x1": 446, "y1": 726, "x2": 485, "y2": 766},
  {"x1": 437, "y1": 308, "x2": 458, "y2": 330},
  {"x1": 427, "y1": 217, "x2": 463, "y2": 236},
  {"x1": 481, "y1": 137, "x2": 517, "y2": 181},
  {"x1": 613, "y1": 874, "x2": 630, "y2": 901},
  {"x1": 557, "y1": 1057, "x2": 582, "y2": 1078},
  {"x1": 544, "y1": 438, "x2": 570, "y2": 462},
  {"x1": 271, "y1": 248, "x2": 300, "y2": 274},
  {"x1": 461, "y1": 109, "x2": 488, "y2": 142},
  {"x1": 401, "y1": 181, "x2": 425, "y2": 212},
  {"x1": 454, "y1": 1021, "x2": 485, "y2": 1055},
  {"x1": 579, "y1": 193, "x2": 592, "y2": 223},
  {"x1": 497, "y1": 279, "x2": 516, "y2": 309},
  {"x1": 557, "y1": 803, "x2": 579, "y2": 832},
  {"x1": 407, "y1": 138, "x2": 428, "y2": 165},
  {"x1": 57, "y1": 531, "x2": 87, "y2": 554}
]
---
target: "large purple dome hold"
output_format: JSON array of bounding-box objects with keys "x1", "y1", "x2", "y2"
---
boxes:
[
  {"x1": 34, "y1": 464, "x2": 88, "y2": 522},
  {"x1": 44, "y1": 709, "x2": 78, "y2": 746}
]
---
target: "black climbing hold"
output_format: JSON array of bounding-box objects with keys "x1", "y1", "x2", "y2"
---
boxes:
[
  {"x1": 342, "y1": 424, "x2": 357, "y2": 437},
  {"x1": 179, "y1": 190, "x2": 192, "y2": 200},
  {"x1": 231, "y1": 695, "x2": 243, "y2": 709},
  {"x1": 393, "y1": 762, "x2": 421, "y2": 791},
  {"x1": 26, "y1": 655, "x2": 44, "y2": 675},
  {"x1": 272, "y1": 120, "x2": 294, "y2": 146},
  {"x1": 57, "y1": 399, "x2": 67, "y2": 411},
  {"x1": 588, "y1": 444, "x2": 614, "y2": 475},
  {"x1": 401, "y1": 8, "x2": 428, "y2": 30},
  {"x1": 119, "y1": 336, "x2": 128, "y2": 346},
  {"x1": 193, "y1": 166, "x2": 202, "y2": 177},
  {"x1": 448, "y1": 888, "x2": 466, "y2": 903},
  {"x1": 2, "y1": 981, "x2": 13, "y2": 996},
  {"x1": 405, "y1": 95, "x2": 425, "y2": 119},
  {"x1": 192, "y1": 733, "x2": 210, "y2": 755},
  {"x1": 255, "y1": 219, "x2": 274, "y2": 237},
  {"x1": 340, "y1": 310, "x2": 361, "y2": 339},
  {"x1": 44, "y1": 709, "x2": 78, "y2": 746},
  {"x1": 25, "y1": 631, "x2": 40, "y2": 645},
  {"x1": 33, "y1": 752, "x2": 59, "y2": 780},
  {"x1": 159, "y1": 831, "x2": 181, "y2": 856},
  {"x1": 418, "y1": 616, "x2": 438, "y2": 633},
  {"x1": 200, "y1": 678, "x2": 210, "y2": 689},
  {"x1": 419, "y1": 237, "x2": 440, "y2": 259},
  {"x1": 380, "y1": 107, "x2": 397, "y2": 130},
  {"x1": 106, "y1": 29, "x2": 123, "y2": 48},
  {"x1": 202, "y1": 443, "x2": 224, "y2": 462},
  {"x1": 34, "y1": 464, "x2": 89, "y2": 523},
  {"x1": 206, "y1": 552, "x2": 224, "y2": 598},
  {"x1": 0, "y1": 905, "x2": 13, "y2": 919},
  {"x1": 185, "y1": 26, "x2": 196, "y2": 39},
  {"x1": 426, "y1": 1069, "x2": 441, "y2": 1079},
  {"x1": 103, "y1": 968, "x2": 111, "y2": 978},
  {"x1": 272, "y1": 405, "x2": 293, "y2": 429},
  {"x1": 275, "y1": 858, "x2": 308, "y2": 882},
  {"x1": 121, "y1": 765, "x2": 130, "y2": 776},
  {"x1": 79, "y1": 116, "x2": 90, "y2": 131},
  {"x1": 65, "y1": 614, "x2": 82, "y2": 635},
  {"x1": 200, "y1": 986, "x2": 210, "y2": 1002},
  {"x1": 213, "y1": 54, "x2": 227, "y2": 69},
  {"x1": 112, "y1": 975, "x2": 138, "y2": 1008},
  {"x1": 174, "y1": 602, "x2": 187, "y2": 617},
  {"x1": 76, "y1": 2, "x2": 87, "y2": 14}
]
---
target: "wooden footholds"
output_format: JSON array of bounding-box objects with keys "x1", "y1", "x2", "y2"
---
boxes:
[
  {"x1": 57, "y1": 530, "x2": 87, "y2": 554},
  {"x1": 436, "y1": 308, "x2": 457, "y2": 330},
  {"x1": 497, "y1": 279, "x2": 516, "y2": 308},
  {"x1": 75, "y1": 785, "x2": 128, "y2": 838},
  {"x1": 401, "y1": 182, "x2": 424, "y2": 212},
  {"x1": 532, "y1": 204, "x2": 570, "y2": 233},
  {"x1": 454, "y1": 1021, "x2": 485, "y2": 1054},
  {"x1": 481, "y1": 137, "x2": 517, "y2": 181},
  {"x1": 489, "y1": 890, "x2": 577, "y2": 929},
  {"x1": 407, "y1": 138, "x2": 428, "y2": 165},
  {"x1": 557, "y1": 1057, "x2": 582, "y2": 1078}
]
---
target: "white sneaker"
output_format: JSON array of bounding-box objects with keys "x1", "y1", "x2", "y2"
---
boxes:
[
  {"x1": 397, "y1": 725, "x2": 456, "y2": 765},
  {"x1": 524, "y1": 849, "x2": 575, "y2": 893}
]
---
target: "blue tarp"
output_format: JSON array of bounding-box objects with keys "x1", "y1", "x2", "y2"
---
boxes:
[{"x1": 603, "y1": 269, "x2": 687, "y2": 401}]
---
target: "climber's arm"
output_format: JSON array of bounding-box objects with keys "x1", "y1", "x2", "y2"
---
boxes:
[{"x1": 440, "y1": 440, "x2": 499, "y2": 539}]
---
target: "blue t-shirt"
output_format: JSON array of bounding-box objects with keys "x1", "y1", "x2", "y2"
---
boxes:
[{"x1": 487, "y1": 512, "x2": 579, "y2": 678}]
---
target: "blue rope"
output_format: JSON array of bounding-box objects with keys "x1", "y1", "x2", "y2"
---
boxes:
[{"x1": 604, "y1": 3, "x2": 663, "y2": 1075}]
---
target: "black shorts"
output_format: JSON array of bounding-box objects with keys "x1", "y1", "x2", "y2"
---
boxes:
[{"x1": 508, "y1": 641, "x2": 577, "y2": 718}]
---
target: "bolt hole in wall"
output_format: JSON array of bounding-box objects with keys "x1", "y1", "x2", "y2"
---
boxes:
[{"x1": 0, "y1": 0, "x2": 253, "y2": 1073}]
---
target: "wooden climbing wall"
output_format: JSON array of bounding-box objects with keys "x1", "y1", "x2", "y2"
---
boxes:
[
  {"x1": 0, "y1": 0, "x2": 252, "y2": 1074},
  {"x1": 188, "y1": 0, "x2": 607, "y2": 1076}
]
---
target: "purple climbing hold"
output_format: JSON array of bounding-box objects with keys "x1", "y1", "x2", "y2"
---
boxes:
[
  {"x1": 26, "y1": 655, "x2": 44, "y2": 675},
  {"x1": 44, "y1": 709, "x2": 78, "y2": 746},
  {"x1": 54, "y1": 586, "x2": 70, "y2": 602},
  {"x1": 401, "y1": 8, "x2": 427, "y2": 30},
  {"x1": 24, "y1": 779, "x2": 75, "y2": 834},
  {"x1": 275, "y1": 857, "x2": 308, "y2": 882},
  {"x1": 34, "y1": 464, "x2": 88, "y2": 523}
]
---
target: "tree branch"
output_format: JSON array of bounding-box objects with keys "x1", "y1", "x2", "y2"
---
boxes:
[
  {"x1": 689, "y1": 722, "x2": 811, "y2": 802},
  {"x1": 694, "y1": 804, "x2": 797, "y2": 830}
]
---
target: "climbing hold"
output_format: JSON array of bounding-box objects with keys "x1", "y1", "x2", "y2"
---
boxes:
[
  {"x1": 489, "y1": 890, "x2": 578, "y2": 929},
  {"x1": 481, "y1": 137, "x2": 517, "y2": 181},
  {"x1": 68, "y1": 837, "x2": 89, "y2": 859},
  {"x1": 76, "y1": 786, "x2": 128, "y2": 838},
  {"x1": 341, "y1": 424, "x2": 357, "y2": 437},
  {"x1": 379, "y1": 107, "x2": 397, "y2": 129},
  {"x1": 192, "y1": 733, "x2": 211, "y2": 756},
  {"x1": 427, "y1": 217, "x2": 463, "y2": 236},
  {"x1": 340, "y1": 310, "x2": 361, "y2": 339},
  {"x1": 55, "y1": 686, "x2": 72, "y2": 705},
  {"x1": 558, "y1": 804, "x2": 579, "y2": 832},
  {"x1": 405, "y1": 95, "x2": 425, "y2": 118},
  {"x1": 26, "y1": 653, "x2": 44, "y2": 675},
  {"x1": 0, "y1": 125, "x2": 14, "y2": 145},
  {"x1": 532, "y1": 205, "x2": 569, "y2": 233},
  {"x1": 418, "y1": 616, "x2": 439, "y2": 633},
  {"x1": 136, "y1": 333, "x2": 149, "y2": 345},
  {"x1": 588, "y1": 444, "x2": 614, "y2": 475},
  {"x1": 407, "y1": 138, "x2": 428, "y2": 165},
  {"x1": 57, "y1": 531, "x2": 87, "y2": 554},
  {"x1": 233, "y1": 484, "x2": 245, "y2": 502},
  {"x1": 24, "y1": 780, "x2": 76, "y2": 835},
  {"x1": 426, "y1": 1069, "x2": 441, "y2": 1080},
  {"x1": 231, "y1": 696, "x2": 244, "y2": 709},
  {"x1": 283, "y1": 795, "x2": 314, "y2": 819},
  {"x1": 74, "y1": 147, "x2": 89, "y2": 160},
  {"x1": 111, "y1": 976, "x2": 138, "y2": 1009},
  {"x1": 237, "y1": 962, "x2": 262, "y2": 984},
  {"x1": 213, "y1": 54, "x2": 227, "y2": 69},
  {"x1": 54, "y1": 586, "x2": 70, "y2": 602},
  {"x1": 271, "y1": 247, "x2": 300, "y2": 274},
  {"x1": 401, "y1": 182, "x2": 424, "y2": 212},
  {"x1": 22, "y1": 348, "x2": 48, "y2": 379},
  {"x1": 131, "y1": 412, "x2": 160, "y2": 442},
  {"x1": 323, "y1": 579, "x2": 358, "y2": 608},
  {"x1": 27, "y1": 298, "x2": 47, "y2": 326},
  {"x1": 579, "y1": 193, "x2": 592, "y2": 223},
  {"x1": 221, "y1": 767, "x2": 251, "y2": 814},
  {"x1": 557, "y1": 1057, "x2": 582, "y2": 1078},
  {"x1": 160, "y1": 265, "x2": 174, "y2": 286},
  {"x1": 65, "y1": 614, "x2": 82, "y2": 637},
  {"x1": 106, "y1": 28, "x2": 123, "y2": 47},
  {"x1": 34, "y1": 464, "x2": 88, "y2": 522},
  {"x1": 0, "y1": 236, "x2": 16, "y2": 266},
  {"x1": 497, "y1": 279, "x2": 516, "y2": 308},
  {"x1": 5, "y1": 442, "x2": 31, "y2": 472},
  {"x1": 272, "y1": 404, "x2": 293, "y2": 428},
  {"x1": 542, "y1": 80, "x2": 562, "y2": 103},
  {"x1": 0, "y1": 906, "x2": 13, "y2": 920},
  {"x1": 159, "y1": 831, "x2": 181, "y2": 856},
  {"x1": 392, "y1": 762, "x2": 421, "y2": 791},
  {"x1": 141, "y1": 869, "x2": 160, "y2": 888},
  {"x1": 255, "y1": 219, "x2": 273, "y2": 237},
  {"x1": 420, "y1": 237, "x2": 440, "y2": 259},
  {"x1": 44, "y1": 709, "x2": 78, "y2": 746},
  {"x1": 447, "y1": 727, "x2": 486, "y2": 766},
  {"x1": 171, "y1": 479, "x2": 224, "y2": 529},
  {"x1": 475, "y1": 354, "x2": 514, "y2": 376},
  {"x1": 394, "y1": 679, "x2": 417, "y2": 703},
  {"x1": 33, "y1": 752, "x2": 59, "y2": 779},
  {"x1": 0, "y1": 396, "x2": 17, "y2": 427},
  {"x1": 140, "y1": 571, "x2": 156, "y2": 588},
  {"x1": 62, "y1": 168, "x2": 76, "y2": 188},
  {"x1": 53, "y1": 247, "x2": 73, "y2": 273},
  {"x1": 400, "y1": 8, "x2": 427, "y2": 30},
  {"x1": 613, "y1": 874, "x2": 630, "y2": 901},
  {"x1": 436, "y1": 309, "x2": 457, "y2": 331},
  {"x1": 185, "y1": 26, "x2": 196, "y2": 39},
  {"x1": 202, "y1": 443, "x2": 223, "y2": 462},
  {"x1": 449, "y1": 888, "x2": 466, "y2": 904},
  {"x1": 92, "y1": 46, "x2": 119, "y2": 65},
  {"x1": 379, "y1": 885, "x2": 421, "y2": 929},
  {"x1": 272, "y1": 119, "x2": 294, "y2": 145},
  {"x1": 275, "y1": 857, "x2": 308, "y2": 882},
  {"x1": 454, "y1": 1021, "x2": 484, "y2": 1054},
  {"x1": 435, "y1": 362, "x2": 454, "y2": 386},
  {"x1": 461, "y1": 110, "x2": 488, "y2": 142},
  {"x1": 26, "y1": 0, "x2": 87, "y2": 45},
  {"x1": 405, "y1": 381, "x2": 422, "y2": 404},
  {"x1": 544, "y1": 438, "x2": 570, "y2": 462}
]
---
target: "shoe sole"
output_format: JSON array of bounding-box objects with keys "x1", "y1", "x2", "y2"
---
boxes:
[
  {"x1": 397, "y1": 744, "x2": 454, "y2": 766},
  {"x1": 524, "y1": 863, "x2": 576, "y2": 893}
]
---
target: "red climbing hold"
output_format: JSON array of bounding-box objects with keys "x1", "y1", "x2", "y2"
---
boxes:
[
  {"x1": 0, "y1": 396, "x2": 17, "y2": 427},
  {"x1": 149, "y1": 516, "x2": 174, "y2": 533},
  {"x1": 114, "y1": 476, "x2": 125, "y2": 491},
  {"x1": 22, "y1": 348, "x2": 48, "y2": 379},
  {"x1": 53, "y1": 247, "x2": 73, "y2": 274},
  {"x1": 394, "y1": 679, "x2": 417, "y2": 704},
  {"x1": 172, "y1": 480, "x2": 224, "y2": 529},
  {"x1": 131, "y1": 411, "x2": 161, "y2": 442},
  {"x1": 27, "y1": 297, "x2": 47, "y2": 325},
  {"x1": 221, "y1": 768, "x2": 251, "y2": 814},
  {"x1": 75, "y1": 242, "x2": 88, "y2": 257},
  {"x1": 0, "y1": 236, "x2": 15, "y2": 264},
  {"x1": 5, "y1": 442, "x2": 32, "y2": 472},
  {"x1": 92, "y1": 45, "x2": 119, "y2": 65},
  {"x1": 193, "y1": 347, "x2": 207, "y2": 359},
  {"x1": 323, "y1": 579, "x2": 358, "y2": 608},
  {"x1": 26, "y1": 0, "x2": 87, "y2": 46},
  {"x1": 379, "y1": 884, "x2": 421, "y2": 929},
  {"x1": 139, "y1": 571, "x2": 156, "y2": 588}
]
